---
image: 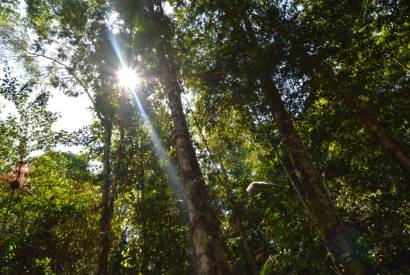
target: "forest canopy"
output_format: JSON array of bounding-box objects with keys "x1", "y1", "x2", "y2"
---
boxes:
[{"x1": 0, "y1": 0, "x2": 409, "y2": 274}]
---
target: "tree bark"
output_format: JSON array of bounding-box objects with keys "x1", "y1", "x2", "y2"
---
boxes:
[
  {"x1": 158, "y1": 51, "x2": 229, "y2": 275},
  {"x1": 153, "y1": 29, "x2": 230, "y2": 275},
  {"x1": 97, "y1": 121, "x2": 113, "y2": 275},
  {"x1": 142, "y1": 2, "x2": 230, "y2": 274},
  {"x1": 241, "y1": 16, "x2": 365, "y2": 275}
]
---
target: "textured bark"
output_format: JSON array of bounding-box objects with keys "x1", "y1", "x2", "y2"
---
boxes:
[
  {"x1": 97, "y1": 121, "x2": 113, "y2": 275},
  {"x1": 241, "y1": 16, "x2": 365, "y2": 274},
  {"x1": 342, "y1": 94, "x2": 410, "y2": 173},
  {"x1": 155, "y1": 38, "x2": 230, "y2": 275}
]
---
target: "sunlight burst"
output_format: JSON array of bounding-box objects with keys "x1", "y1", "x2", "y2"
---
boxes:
[{"x1": 117, "y1": 66, "x2": 141, "y2": 89}]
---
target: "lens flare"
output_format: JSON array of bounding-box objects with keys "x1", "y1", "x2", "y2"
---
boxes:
[
  {"x1": 117, "y1": 66, "x2": 140, "y2": 89},
  {"x1": 108, "y1": 31, "x2": 187, "y2": 209}
]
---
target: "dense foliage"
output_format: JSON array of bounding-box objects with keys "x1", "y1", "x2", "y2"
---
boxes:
[{"x1": 0, "y1": 0, "x2": 409, "y2": 274}]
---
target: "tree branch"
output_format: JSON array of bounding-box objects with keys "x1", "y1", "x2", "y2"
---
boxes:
[{"x1": 24, "y1": 50, "x2": 106, "y2": 122}]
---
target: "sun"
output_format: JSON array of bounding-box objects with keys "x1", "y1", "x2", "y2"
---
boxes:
[{"x1": 117, "y1": 66, "x2": 141, "y2": 89}]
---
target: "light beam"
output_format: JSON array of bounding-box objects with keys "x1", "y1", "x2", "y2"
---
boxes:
[
  {"x1": 108, "y1": 31, "x2": 187, "y2": 206},
  {"x1": 117, "y1": 66, "x2": 140, "y2": 89}
]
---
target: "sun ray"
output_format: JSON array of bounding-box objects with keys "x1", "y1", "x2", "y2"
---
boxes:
[{"x1": 117, "y1": 66, "x2": 140, "y2": 89}]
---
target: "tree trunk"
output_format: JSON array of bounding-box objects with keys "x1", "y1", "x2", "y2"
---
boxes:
[
  {"x1": 213, "y1": 163, "x2": 259, "y2": 275},
  {"x1": 97, "y1": 121, "x2": 113, "y2": 275},
  {"x1": 261, "y1": 73, "x2": 364, "y2": 274},
  {"x1": 193, "y1": 117, "x2": 259, "y2": 275},
  {"x1": 241, "y1": 16, "x2": 365, "y2": 275},
  {"x1": 341, "y1": 94, "x2": 410, "y2": 173},
  {"x1": 155, "y1": 35, "x2": 230, "y2": 275}
]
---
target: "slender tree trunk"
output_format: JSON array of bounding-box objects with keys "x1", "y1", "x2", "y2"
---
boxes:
[
  {"x1": 261, "y1": 71, "x2": 363, "y2": 275},
  {"x1": 193, "y1": 117, "x2": 259, "y2": 275},
  {"x1": 341, "y1": 94, "x2": 410, "y2": 173},
  {"x1": 157, "y1": 50, "x2": 229, "y2": 275},
  {"x1": 215, "y1": 165, "x2": 259, "y2": 275},
  {"x1": 97, "y1": 121, "x2": 113, "y2": 275},
  {"x1": 250, "y1": 115, "x2": 344, "y2": 274},
  {"x1": 277, "y1": 146, "x2": 344, "y2": 275},
  {"x1": 241, "y1": 17, "x2": 365, "y2": 274},
  {"x1": 261, "y1": 73, "x2": 364, "y2": 274},
  {"x1": 151, "y1": 14, "x2": 230, "y2": 272}
]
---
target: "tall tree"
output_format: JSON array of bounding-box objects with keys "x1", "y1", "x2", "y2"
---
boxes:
[
  {"x1": 191, "y1": 113, "x2": 259, "y2": 275},
  {"x1": 113, "y1": 0, "x2": 231, "y2": 273},
  {"x1": 147, "y1": 1, "x2": 230, "y2": 273},
  {"x1": 175, "y1": 1, "x2": 365, "y2": 273},
  {"x1": 244, "y1": 31, "x2": 364, "y2": 275}
]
